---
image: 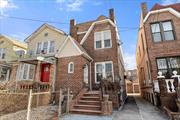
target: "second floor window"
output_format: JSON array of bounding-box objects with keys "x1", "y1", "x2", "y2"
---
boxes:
[
  {"x1": 0, "y1": 48, "x2": 5, "y2": 59},
  {"x1": 42, "y1": 42, "x2": 48, "y2": 54},
  {"x1": 36, "y1": 42, "x2": 42, "y2": 54},
  {"x1": 36, "y1": 41, "x2": 55, "y2": 54},
  {"x1": 151, "y1": 21, "x2": 175, "y2": 42},
  {"x1": 49, "y1": 41, "x2": 55, "y2": 53},
  {"x1": 94, "y1": 30, "x2": 112, "y2": 49}
]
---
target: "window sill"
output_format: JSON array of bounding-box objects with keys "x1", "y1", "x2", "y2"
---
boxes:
[
  {"x1": 153, "y1": 39, "x2": 176, "y2": 44},
  {"x1": 94, "y1": 47, "x2": 112, "y2": 50}
]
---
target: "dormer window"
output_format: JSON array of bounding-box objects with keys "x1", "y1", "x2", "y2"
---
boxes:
[{"x1": 94, "y1": 30, "x2": 112, "y2": 49}]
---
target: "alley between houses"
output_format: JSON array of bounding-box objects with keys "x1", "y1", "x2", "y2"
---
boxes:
[{"x1": 62, "y1": 95, "x2": 168, "y2": 120}]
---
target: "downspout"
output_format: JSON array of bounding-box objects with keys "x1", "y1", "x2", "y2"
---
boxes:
[
  {"x1": 89, "y1": 60, "x2": 93, "y2": 91},
  {"x1": 52, "y1": 58, "x2": 57, "y2": 92}
]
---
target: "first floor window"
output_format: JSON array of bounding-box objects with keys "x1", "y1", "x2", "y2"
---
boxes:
[
  {"x1": 95, "y1": 61, "x2": 113, "y2": 83},
  {"x1": 157, "y1": 57, "x2": 180, "y2": 78},
  {"x1": 68, "y1": 62, "x2": 74, "y2": 73},
  {"x1": 0, "y1": 67, "x2": 10, "y2": 81},
  {"x1": 17, "y1": 63, "x2": 35, "y2": 80}
]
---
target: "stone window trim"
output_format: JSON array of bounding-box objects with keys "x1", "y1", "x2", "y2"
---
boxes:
[
  {"x1": 150, "y1": 20, "x2": 176, "y2": 43},
  {"x1": 68, "y1": 62, "x2": 74, "y2": 74},
  {"x1": 94, "y1": 61, "x2": 114, "y2": 84},
  {"x1": 94, "y1": 30, "x2": 112, "y2": 50}
]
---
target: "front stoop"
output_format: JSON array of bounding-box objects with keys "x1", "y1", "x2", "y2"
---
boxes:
[{"x1": 70, "y1": 91, "x2": 102, "y2": 115}]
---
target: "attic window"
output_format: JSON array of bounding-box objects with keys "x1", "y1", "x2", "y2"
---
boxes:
[{"x1": 44, "y1": 33, "x2": 48, "y2": 37}]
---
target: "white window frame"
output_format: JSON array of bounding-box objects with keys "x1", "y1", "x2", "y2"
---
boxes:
[
  {"x1": 0, "y1": 66, "x2": 10, "y2": 82},
  {"x1": 68, "y1": 62, "x2": 74, "y2": 74},
  {"x1": 94, "y1": 30, "x2": 112, "y2": 50},
  {"x1": 36, "y1": 41, "x2": 55, "y2": 55},
  {"x1": 49, "y1": 41, "x2": 55, "y2": 53},
  {"x1": 17, "y1": 63, "x2": 35, "y2": 81},
  {"x1": 36, "y1": 42, "x2": 42, "y2": 54},
  {"x1": 94, "y1": 61, "x2": 114, "y2": 84}
]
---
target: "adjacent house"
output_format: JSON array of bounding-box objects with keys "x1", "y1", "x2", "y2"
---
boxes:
[
  {"x1": 136, "y1": 2, "x2": 180, "y2": 106},
  {"x1": 15, "y1": 24, "x2": 67, "y2": 91},
  {"x1": 0, "y1": 35, "x2": 27, "y2": 89}
]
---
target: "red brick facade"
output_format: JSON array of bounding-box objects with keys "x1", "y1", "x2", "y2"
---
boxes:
[
  {"x1": 56, "y1": 55, "x2": 90, "y2": 96},
  {"x1": 136, "y1": 3, "x2": 180, "y2": 105}
]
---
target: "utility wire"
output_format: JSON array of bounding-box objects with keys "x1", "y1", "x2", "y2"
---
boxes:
[{"x1": 0, "y1": 15, "x2": 69, "y2": 25}]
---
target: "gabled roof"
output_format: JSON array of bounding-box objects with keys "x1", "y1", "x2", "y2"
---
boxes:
[
  {"x1": 0, "y1": 34, "x2": 27, "y2": 49},
  {"x1": 25, "y1": 23, "x2": 66, "y2": 43},
  {"x1": 143, "y1": 3, "x2": 180, "y2": 23},
  {"x1": 151, "y1": 3, "x2": 180, "y2": 12},
  {"x1": 55, "y1": 35, "x2": 93, "y2": 61},
  {"x1": 80, "y1": 19, "x2": 116, "y2": 45}
]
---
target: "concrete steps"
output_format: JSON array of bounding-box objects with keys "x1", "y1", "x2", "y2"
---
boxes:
[{"x1": 70, "y1": 90, "x2": 102, "y2": 115}]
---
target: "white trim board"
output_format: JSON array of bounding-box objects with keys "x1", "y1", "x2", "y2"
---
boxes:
[
  {"x1": 143, "y1": 8, "x2": 180, "y2": 23},
  {"x1": 80, "y1": 19, "x2": 116, "y2": 45}
]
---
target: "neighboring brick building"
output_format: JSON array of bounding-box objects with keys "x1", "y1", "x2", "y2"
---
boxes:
[
  {"x1": 125, "y1": 69, "x2": 140, "y2": 94},
  {"x1": 136, "y1": 3, "x2": 180, "y2": 104}
]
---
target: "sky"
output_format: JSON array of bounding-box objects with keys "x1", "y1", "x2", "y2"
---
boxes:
[{"x1": 0, "y1": 0, "x2": 179, "y2": 70}]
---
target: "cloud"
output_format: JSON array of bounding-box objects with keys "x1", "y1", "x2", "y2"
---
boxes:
[
  {"x1": 161, "y1": 0, "x2": 180, "y2": 5},
  {"x1": 0, "y1": 0, "x2": 18, "y2": 15},
  {"x1": 123, "y1": 52, "x2": 136, "y2": 70},
  {"x1": 92, "y1": 1, "x2": 103, "y2": 6},
  {"x1": 56, "y1": 0, "x2": 84, "y2": 12}
]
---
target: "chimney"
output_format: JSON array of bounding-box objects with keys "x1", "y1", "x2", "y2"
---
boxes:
[
  {"x1": 109, "y1": 8, "x2": 115, "y2": 22},
  {"x1": 70, "y1": 19, "x2": 77, "y2": 40},
  {"x1": 141, "y1": 2, "x2": 148, "y2": 18}
]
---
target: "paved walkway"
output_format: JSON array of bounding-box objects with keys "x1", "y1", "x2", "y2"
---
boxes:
[
  {"x1": 113, "y1": 95, "x2": 168, "y2": 120},
  {"x1": 61, "y1": 95, "x2": 168, "y2": 120}
]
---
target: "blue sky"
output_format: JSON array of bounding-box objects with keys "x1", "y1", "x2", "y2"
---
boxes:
[{"x1": 0, "y1": 0, "x2": 179, "y2": 70}]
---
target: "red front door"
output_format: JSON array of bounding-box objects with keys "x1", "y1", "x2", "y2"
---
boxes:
[{"x1": 41, "y1": 63, "x2": 50, "y2": 82}]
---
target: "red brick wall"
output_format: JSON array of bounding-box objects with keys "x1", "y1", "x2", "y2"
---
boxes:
[
  {"x1": 56, "y1": 55, "x2": 89, "y2": 95},
  {"x1": 144, "y1": 11, "x2": 180, "y2": 80},
  {"x1": 79, "y1": 22, "x2": 120, "y2": 88}
]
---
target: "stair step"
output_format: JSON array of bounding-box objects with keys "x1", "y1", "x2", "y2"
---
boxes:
[
  {"x1": 70, "y1": 109, "x2": 102, "y2": 115},
  {"x1": 74, "y1": 104, "x2": 101, "y2": 110},
  {"x1": 81, "y1": 96, "x2": 100, "y2": 100},
  {"x1": 78, "y1": 100, "x2": 100, "y2": 105}
]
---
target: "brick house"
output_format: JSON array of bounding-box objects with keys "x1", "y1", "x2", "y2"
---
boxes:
[
  {"x1": 55, "y1": 9, "x2": 125, "y2": 113},
  {"x1": 136, "y1": 2, "x2": 180, "y2": 106}
]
